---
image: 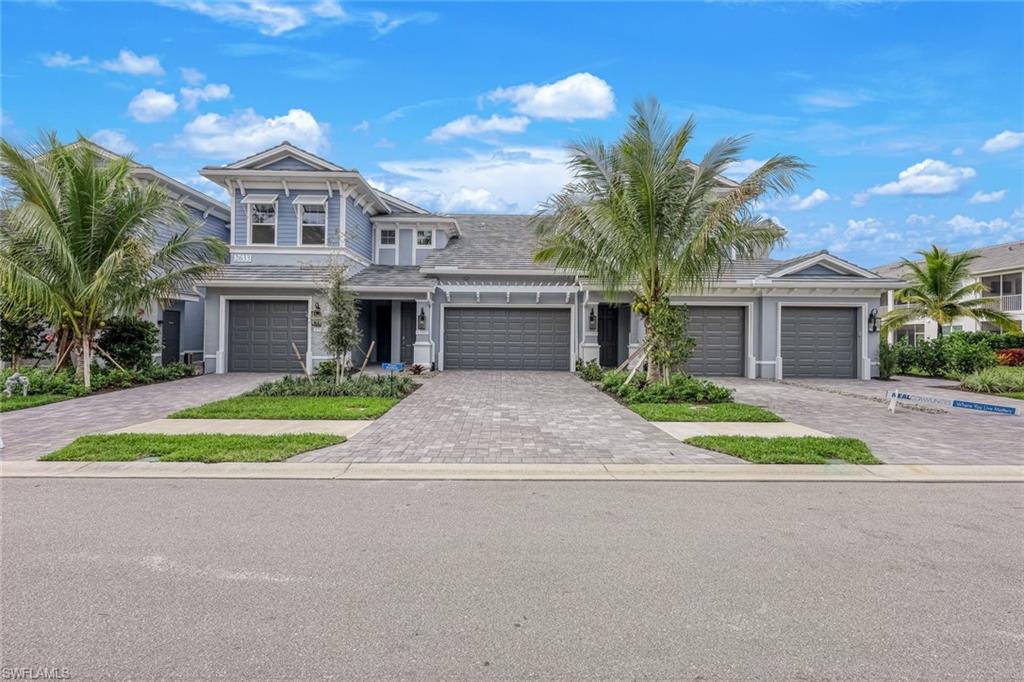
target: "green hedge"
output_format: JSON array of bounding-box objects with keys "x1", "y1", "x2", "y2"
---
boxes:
[
  {"x1": 0, "y1": 363, "x2": 197, "y2": 397},
  {"x1": 599, "y1": 370, "x2": 733, "y2": 404},
  {"x1": 891, "y1": 331, "x2": 1000, "y2": 377},
  {"x1": 249, "y1": 374, "x2": 417, "y2": 399}
]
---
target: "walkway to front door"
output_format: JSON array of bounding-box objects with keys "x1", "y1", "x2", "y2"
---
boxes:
[{"x1": 291, "y1": 371, "x2": 739, "y2": 464}]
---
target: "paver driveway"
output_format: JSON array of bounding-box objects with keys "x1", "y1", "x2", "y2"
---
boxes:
[
  {"x1": 717, "y1": 376, "x2": 1024, "y2": 465},
  {"x1": 0, "y1": 373, "x2": 271, "y2": 461},
  {"x1": 292, "y1": 371, "x2": 738, "y2": 464}
]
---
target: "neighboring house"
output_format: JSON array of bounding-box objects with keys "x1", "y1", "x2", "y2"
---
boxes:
[
  {"x1": 875, "y1": 241, "x2": 1024, "y2": 344},
  {"x1": 193, "y1": 141, "x2": 900, "y2": 380}
]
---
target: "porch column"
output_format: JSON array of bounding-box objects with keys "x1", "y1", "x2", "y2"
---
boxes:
[
  {"x1": 390, "y1": 300, "x2": 402, "y2": 363},
  {"x1": 412, "y1": 297, "x2": 433, "y2": 367},
  {"x1": 580, "y1": 300, "x2": 600, "y2": 364},
  {"x1": 627, "y1": 306, "x2": 644, "y2": 369}
]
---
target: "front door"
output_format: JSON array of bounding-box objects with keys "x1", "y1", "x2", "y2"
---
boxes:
[
  {"x1": 598, "y1": 305, "x2": 619, "y2": 367},
  {"x1": 161, "y1": 309, "x2": 181, "y2": 365},
  {"x1": 400, "y1": 302, "x2": 416, "y2": 364},
  {"x1": 374, "y1": 302, "x2": 392, "y2": 363}
]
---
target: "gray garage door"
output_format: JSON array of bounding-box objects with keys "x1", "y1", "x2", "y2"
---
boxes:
[
  {"x1": 684, "y1": 306, "x2": 746, "y2": 377},
  {"x1": 444, "y1": 308, "x2": 571, "y2": 370},
  {"x1": 780, "y1": 307, "x2": 857, "y2": 379},
  {"x1": 228, "y1": 300, "x2": 308, "y2": 372}
]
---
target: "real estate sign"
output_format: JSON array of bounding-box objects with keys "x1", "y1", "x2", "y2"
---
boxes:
[{"x1": 885, "y1": 390, "x2": 1021, "y2": 417}]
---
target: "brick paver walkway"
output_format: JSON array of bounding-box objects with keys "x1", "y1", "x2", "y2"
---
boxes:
[
  {"x1": 292, "y1": 371, "x2": 739, "y2": 464},
  {"x1": 0, "y1": 373, "x2": 272, "y2": 461},
  {"x1": 717, "y1": 376, "x2": 1024, "y2": 465}
]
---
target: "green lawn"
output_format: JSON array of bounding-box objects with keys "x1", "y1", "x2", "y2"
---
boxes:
[
  {"x1": 0, "y1": 394, "x2": 71, "y2": 412},
  {"x1": 999, "y1": 392, "x2": 1024, "y2": 401},
  {"x1": 630, "y1": 402, "x2": 783, "y2": 422},
  {"x1": 41, "y1": 433, "x2": 344, "y2": 463},
  {"x1": 684, "y1": 436, "x2": 880, "y2": 465},
  {"x1": 169, "y1": 395, "x2": 399, "y2": 420}
]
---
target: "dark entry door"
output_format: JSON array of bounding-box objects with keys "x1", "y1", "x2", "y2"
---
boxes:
[
  {"x1": 400, "y1": 302, "x2": 416, "y2": 364},
  {"x1": 598, "y1": 305, "x2": 619, "y2": 367},
  {"x1": 161, "y1": 309, "x2": 181, "y2": 366},
  {"x1": 374, "y1": 302, "x2": 392, "y2": 363}
]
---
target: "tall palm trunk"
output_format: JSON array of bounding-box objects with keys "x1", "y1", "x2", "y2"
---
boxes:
[
  {"x1": 79, "y1": 333, "x2": 93, "y2": 388},
  {"x1": 642, "y1": 314, "x2": 662, "y2": 383}
]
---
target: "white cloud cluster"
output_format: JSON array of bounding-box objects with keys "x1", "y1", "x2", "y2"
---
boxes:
[
  {"x1": 722, "y1": 159, "x2": 765, "y2": 182},
  {"x1": 90, "y1": 129, "x2": 138, "y2": 155},
  {"x1": 488, "y1": 73, "x2": 615, "y2": 121},
  {"x1": 905, "y1": 214, "x2": 933, "y2": 227},
  {"x1": 181, "y1": 83, "x2": 231, "y2": 111},
  {"x1": 101, "y1": 50, "x2": 164, "y2": 76},
  {"x1": 175, "y1": 108, "x2": 330, "y2": 158},
  {"x1": 428, "y1": 114, "x2": 530, "y2": 142},
  {"x1": 128, "y1": 89, "x2": 179, "y2": 122},
  {"x1": 969, "y1": 189, "x2": 1006, "y2": 204},
  {"x1": 859, "y1": 159, "x2": 975, "y2": 203},
  {"x1": 981, "y1": 130, "x2": 1023, "y2": 153},
  {"x1": 761, "y1": 188, "x2": 831, "y2": 212},
  {"x1": 42, "y1": 51, "x2": 89, "y2": 68},
  {"x1": 799, "y1": 89, "x2": 872, "y2": 109},
  {"x1": 947, "y1": 214, "x2": 1011, "y2": 235},
  {"x1": 180, "y1": 67, "x2": 206, "y2": 85}
]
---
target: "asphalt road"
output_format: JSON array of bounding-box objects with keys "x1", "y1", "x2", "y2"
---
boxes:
[{"x1": 1, "y1": 479, "x2": 1022, "y2": 681}]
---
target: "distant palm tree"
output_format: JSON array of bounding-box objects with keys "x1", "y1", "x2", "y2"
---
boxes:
[
  {"x1": 0, "y1": 134, "x2": 227, "y2": 386},
  {"x1": 533, "y1": 97, "x2": 810, "y2": 380},
  {"x1": 882, "y1": 245, "x2": 1017, "y2": 337}
]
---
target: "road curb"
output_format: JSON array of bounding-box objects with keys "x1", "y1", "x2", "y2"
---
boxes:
[{"x1": 1, "y1": 461, "x2": 1021, "y2": 482}]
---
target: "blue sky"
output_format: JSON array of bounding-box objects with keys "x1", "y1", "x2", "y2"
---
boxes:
[{"x1": 2, "y1": 0, "x2": 1022, "y2": 266}]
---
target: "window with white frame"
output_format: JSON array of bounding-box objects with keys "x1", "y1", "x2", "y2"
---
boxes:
[
  {"x1": 379, "y1": 228, "x2": 396, "y2": 245},
  {"x1": 416, "y1": 229, "x2": 433, "y2": 247},
  {"x1": 296, "y1": 199, "x2": 327, "y2": 246},
  {"x1": 249, "y1": 203, "x2": 276, "y2": 244}
]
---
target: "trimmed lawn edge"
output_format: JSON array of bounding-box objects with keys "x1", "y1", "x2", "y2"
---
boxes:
[
  {"x1": 0, "y1": 394, "x2": 71, "y2": 412},
  {"x1": 41, "y1": 433, "x2": 344, "y2": 463},
  {"x1": 684, "y1": 435, "x2": 880, "y2": 465},
  {"x1": 630, "y1": 402, "x2": 783, "y2": 422},
  {"x1": 169, "y1": 396, "x2": 400, "y2": 420}
]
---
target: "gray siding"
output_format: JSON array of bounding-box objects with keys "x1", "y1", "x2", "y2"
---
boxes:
[
  {"x1": 346, "y1": 197, "x2": 373, "y2": 259},
  {"x1": 233, "y1": 189, "x2": 341, "y2": 247},
  {"x1": 260, "y1": 157, "x2": 320, "y2": 171}
]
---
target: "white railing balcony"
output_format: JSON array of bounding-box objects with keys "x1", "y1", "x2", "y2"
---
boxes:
[{"x1": 996, "y1": 294, "x2": 1023, "y2": 312}]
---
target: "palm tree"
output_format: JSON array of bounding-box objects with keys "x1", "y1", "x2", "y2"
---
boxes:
[
  {"x1": 881, "y1": 245, "x2": 1017, "y2": 337},
  {"x1": 0, "y1": 133, "x2": 227, "y2": 387},
  {"x1": 533, "y1": 97, "x2": 810, "y2": 381}
]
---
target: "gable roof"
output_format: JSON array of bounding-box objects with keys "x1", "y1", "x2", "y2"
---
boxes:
[
  {"x1": 421, "y1": 214, "x2": 549, "y2": 273},
  {"x1": 225, "y1": 142, "x2": 346, "y2": 172},
  {"x1": 874, "y1": 240, "x2": 1024, "y2": 278},
  {"x1": 765, "y1": 250, "x2": 882, "y2": 279}
]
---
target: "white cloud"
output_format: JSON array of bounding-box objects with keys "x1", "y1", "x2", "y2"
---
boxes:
[
  {"x1": 862, "y1": 159, "x2": 975, "y2": 200},
  {"x1": 128, "y1": 89, "x2": 179, "y2": 122},
  {"x1": 981, "y1": 130, "x2": 1024, "y2": 153},
  {"x1": 374, "y1": 137, "x2": 395, "y2": 149},
  {"x1": 799, "y1": 89, "x2": 871, "y2": 109},
  {"x1": 947, "y1": 214, "x2": 1011, "y2": 235},
  {"x1": 183, "y1": 175, "x2": 230, "y2": 203},
  {"x1": 761, "y1": 188, "x2": 830, "y2": 212},
  {"x1": 722, "y1": 159, "x2": 765, "y2": 182},
  {"x1": 90, "y1": 129, "x2": 138, "y2": 155},
  {"x1": 969, "y1": 189, "x2": 1007, "y2": 205},
  {"x1": 42, "y1": 51, "x2": 89, "y2": 68},
  {"x1": 311, "y1": 0, "x2": 345, "y2": 18},
  {"x1": 352, "y1": 120, "x2": 370, "y2": 133},
  {"x1": 159, "y1": 1, "x2": 306, "y2": 36},
  {"x1": 427, "y1": 114, "x2": 530, "y2": 142},
  {"x1": 180, "y1": 83, "x2": 231, "y2": 110},
  {"x1": 180, "y1": 67, "x2": 206, "y2": 85},
  {"x1": 905, "y1": 214, "x2": 933, "y2": 227},
  {"x1": 377, "y1": 146, "x2": 573, "y2": 213},
  {"x1": 488, "y1": 73, "x2": 615, "y2": 121},
  {"x1": 951, "y1": 146, "x2": 964, "y2": 157},
  {"x1": 368, "y1": 10, "x2": 435, "y2": 36},
  {"x1": 175, "y1": 108, "x2": 330, "y2": 159},
  {"x1": 101, "y1": 50, "x2": 164, "y2": 76},
  {"x1": 846, "y1": 217, "x2": 884, "y2": 236},
  {"x1": 1013, "y1": 207, "x2": 1024, "y2": 221}
]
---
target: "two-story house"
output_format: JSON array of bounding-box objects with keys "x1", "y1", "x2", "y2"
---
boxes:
[
  {"x1": 876, "y1": 241, "x2": 1024, "y2": 344},
  {"x1": 193, "y1": 141, "x2": 900, "y2": 380}
]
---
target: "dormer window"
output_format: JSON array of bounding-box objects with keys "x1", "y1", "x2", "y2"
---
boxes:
[
  {"x1": 294, "y1": 195, "x2": 328, "y2": 246},
  {"x1": 416, "y1": 229, "x2": 433, "y2": 247},
  {"x1": 379, "y1": 228, "x2": 396, "y2": 245},
  {"x1": 242, "y1": 194, "x2": 279, "y2": 245}
]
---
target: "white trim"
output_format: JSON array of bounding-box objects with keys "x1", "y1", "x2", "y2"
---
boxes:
[
  {"x1": 437, "y1": 303, "x2": 577, "y2": 372},
  {"x1": 775, "y1": 302, "x2": 871, "y2": 381},
  {"x1": 769, "y1": 253, "x2": 880, "y2": 279},
  {"x1": 227, "y1": 180, "x2": 236, "y2": 246},
  {"x1": 414, "y1": 228, "x2": 435, "y2": 250},
  {"x1": 296, "y1": 199, "x2": 328, "y2": 247},
  {"x1": 228, "y1": 143, "x2": 344, "y2": 172},
  {"x1": 216, "y1": 295, "x2": 313, "y2": 374},
  {"x1": 246, "y1": 199, "x2": 278, "y2": 246}
]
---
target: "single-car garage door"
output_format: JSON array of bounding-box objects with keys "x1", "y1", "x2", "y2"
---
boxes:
[
  {"x1": 780, "y1": 307, "x2": 857, "y2": 379},
  {"x1": 444, "y1": 308, "x2": 571, "y2": 370},
  {"x1": 684, "y1": 306, "x2": 745, "y2": 376},
  {"x1": 229, "y1": 300, "x2": 308, "y2": 372}
]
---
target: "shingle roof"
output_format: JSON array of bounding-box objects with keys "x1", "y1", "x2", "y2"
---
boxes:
[
  {"x1": 874, "y1": 240, "x2": 1024, "y2": 278},
  {"x1": 422, "y1": 214, "x2": 545, "y2": 271},
  {"x1": 205, "y1": 264, "x2": 336, "y2": 284},
  {"x1": 346, "y1": 266, "x2": 436, "y2": 288}
]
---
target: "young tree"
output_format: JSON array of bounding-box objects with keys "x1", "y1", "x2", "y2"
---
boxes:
[
  {"x1": 882, "y1": 245, "x2": 1018, "y2": 337},
  {"x1": 534, "y1": 98, "x2": 808, "y2": 382},
  {"x1": 322, "y1": 267, "x2": 361, "y2": 383},
  {"x1": 0, "y1": 134, "x2": 227, "y2": 387}
]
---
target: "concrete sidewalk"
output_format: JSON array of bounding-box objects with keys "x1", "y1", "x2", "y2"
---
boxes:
[
  {"x1": 2, "y1": 460, "x2": 1020, "y2": 482},
  {"x1": 112, "y1": 419, "x2": 373, "y2": 437}
]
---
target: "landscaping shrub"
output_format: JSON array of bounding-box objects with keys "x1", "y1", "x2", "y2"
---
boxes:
[
  {"x1": 98, "y1": 316, "x2": 160, "y2": 369},
  {"x1": 630, "y1": 373, "x2": 733, "y2": 404},
  {"x1": 961, "y1": 331, "x2": 1024, "y2": 351},
  {"x1": 877, "y1": 339, "x2": 898, "y2": 380},
  {"x1": 941, "y1": 333, "x2": 997, "y2": 376},
  {"x1": 575, "y1": 359, "x2": 604, "y2": 382},
  {"x1": 0, "y1": 367, "x2": 89, "y2": 397},
  {"x1": 250, "y1": 374, "x2": 417, "y2": 399},
  {"x1": 959, "y1": 366, "x2": 1024, "y2": 395},
  {"x1": 996, "y1": 348, "x2": 1024, "y2": 367},
  {"x1": 0, "y1": 362, "x2": 195, "y2": 398}
]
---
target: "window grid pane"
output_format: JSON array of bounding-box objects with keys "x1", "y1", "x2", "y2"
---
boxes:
[
  {"x1": 380, "y1": 229, "x2": 396, "y2": 245},
  {"x1": 416, "y1": 229, "x2": 432, "y2": 246}
]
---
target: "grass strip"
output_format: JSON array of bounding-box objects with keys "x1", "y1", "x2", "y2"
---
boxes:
[
  {"x1": 169, "y1": 395, "x2": 399, "y2": 420},
  {"x1": 684, "y1": 435, "x2": 879, "y2": 465},
  {"x1": 41, "y1": 433, "x2": 344, "y2": 463},
  {"x1": 630, "y1": 402, "x2": 782, "y2": 422},
  {"x1": 0, "y1": 394, "x2": 71, "y2": 412}
]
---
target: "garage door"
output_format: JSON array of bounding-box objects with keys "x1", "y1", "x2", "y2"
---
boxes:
[
  {"x1": 228, "y1": 300, "x2": 308, "y2": 372},
  {"x1": 444, "y1": 308, "x2": 570, "y2": 370},
  {"x1": 684, "y1": 306, "x2": 745, "y2": 376},
  {"x1": 780, "y1": 307, "x2": 857, "y2": 378}
]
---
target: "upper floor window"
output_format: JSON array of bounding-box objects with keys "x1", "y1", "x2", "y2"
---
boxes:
[
  {"x1": 249, "y1": 202, "x2": 276, "y2": 245},
  {"x1": 379, "y1": 228, "x2": 396, "y2": 245},
  {"x1": 294, "y1": 196, "x2": 327, "y2": 246},
  {"x1": 416, "y1": 229, "x2": 433, "y2": 247}
]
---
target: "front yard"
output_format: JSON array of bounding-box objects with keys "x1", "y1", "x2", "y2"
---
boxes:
[
  {"x1": 0, "y1": 394, "x2": 70, "y2": 412},
  {"x1": 170, "y1": 396, "x2": 398, "y2": 420},
  {"x1": 684, "y1": 436, "x2": 880, "y2": 465},
  {"x1": 630, "y1": 402, "x2": 782, "y2": 422},
  {"x1": 41, "y1": 433, "x2": 344, "y2": 463}
]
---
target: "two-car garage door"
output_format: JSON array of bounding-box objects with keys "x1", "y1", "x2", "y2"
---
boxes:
[{"x1": 444, "y1": 308, "x2": 570, "y2": 370}]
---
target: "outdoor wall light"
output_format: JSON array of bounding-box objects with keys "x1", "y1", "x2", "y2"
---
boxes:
[
  {"x1": 311, "y1": 302, "x2": 323, "y2": 328},
  {"x1": 588, "y1": 308, "x2": 597, "y2": 331},
  {"x1": 868, "y1": 307, "x2": 879, "y2": 334},
  {"x1": 417, "y1": 307, "x2": 427, "y2": 330}
]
